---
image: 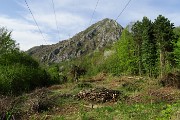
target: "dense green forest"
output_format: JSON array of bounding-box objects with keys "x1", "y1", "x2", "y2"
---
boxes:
[{"x1": 106, "y1": 15, "x2": 179, "y2": 77}]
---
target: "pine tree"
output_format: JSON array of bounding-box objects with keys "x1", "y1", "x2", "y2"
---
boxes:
[
  {"x1": 132, "y1": 21, "x2": 143, "y2": 75},
  {"x1": 173, "y1": 27, "x2": 180, "y2": 68},
  {"x1": 154, "y1": 15, "x2": 175, "y2": 77},
  {"x1": 141, "y1": 17, "x2": 158, "y2": 77}
]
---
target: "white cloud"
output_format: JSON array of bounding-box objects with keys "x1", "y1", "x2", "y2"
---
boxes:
[
  {"x1": 12, "y1": 31, "x2": 53, "y2": 50},
  {"x1": 0, "y1": 15, "x2": 53, "y2": 51},
  {"x1": 0, "y1": 15, "x2": 36, "y2": 31},
  {"x1": 1, "y1": 0, "x2": 180, "y2": 51}
]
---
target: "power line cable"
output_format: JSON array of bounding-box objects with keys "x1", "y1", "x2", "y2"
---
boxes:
[
  {"x1": 115, "y1": 0, "x2": 133, "y2": 21},
  {"x1": 51, "y1": 0, "x2": 61, "y2": 40},
  {"x1": 89, "y1": 0, "x2": 100, "y2": 26},
  {"x1": 24, "y1": 0, "x2": 47, "y2": 44}
]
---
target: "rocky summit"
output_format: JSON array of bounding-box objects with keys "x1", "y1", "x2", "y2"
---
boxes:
[{"x1": 27, "y1": 18, "x2": 123, "y2": 63}]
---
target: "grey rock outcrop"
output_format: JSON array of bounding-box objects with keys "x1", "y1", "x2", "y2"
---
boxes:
[{"x1": 27, "y1": 18, "x2": 123, "y2": 64}]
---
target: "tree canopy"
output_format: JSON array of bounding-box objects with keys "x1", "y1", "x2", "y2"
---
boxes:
[
  {"x1": 0, "y1": 27, "x2": 19, "y2": 55},
  {"x1": 0, "y1": 27, "x2": 52, "y2": 95},
  {"x1": 103, "y1": 15, "x2": 179, "y2": 77}
]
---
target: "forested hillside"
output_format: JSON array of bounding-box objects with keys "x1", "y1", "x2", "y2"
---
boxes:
[
  {"x1": 55, "y1": 15, "x2": 180, "y2": 80},
  {"x1": 102, "y1": 15, "x2": 179, "y2": 77}
]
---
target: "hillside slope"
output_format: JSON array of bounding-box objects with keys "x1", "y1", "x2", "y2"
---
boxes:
[
  {"x1": 1, "y1": 74, "x2": 180, "y2": 120},
  {"x1": 27, "y1": 18, "x2": 123, "y2": 63}
]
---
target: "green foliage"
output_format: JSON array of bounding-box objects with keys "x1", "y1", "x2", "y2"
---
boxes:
[
  {"x1": 116, "y1": 29, "x2": 137, "y2": 75},
  {"x1": 76, "y1": 82, "x2": 92, "y2": 89},
  {"x1": 56, "y1": 15, "x2": 179, "y2": 78},
  {"x1": 0, "y1": 27, "x2": 52, "y2": 95},
  {"x1": 63, "y1": 51, "x2": 103, "y2": 78},
  {"x1": 0, "y1": 27, "x2": 19, "y2": 54},
  {"x1": 0, "y1": 51, "x2": 39, "y2": 67},
  {"x1": 80, "y1": 51, "x2": 103, "y2": 76},
  {"x1": 141, "y1": 17, "x2": 158, "y2": 76},
  {"x1": 101, "y1": 29, "x2": 138, "y2": 75},
  {"x1": 100, "y1": 54, "x2": 121, "y2": 75},
  {"x1": 0, "y1": 64, "x2": 51, "y2": 95},
  {"x1": 47, "y1": 64, "x2": 67, "y2": 84},
  {"x1": 173, "y1": 27, "x2": 180, "y2": 68},
  {"x1": 108, "y1": 102, "x2": 178, "y2": 119},
  {"x1": 174, "y1": 40, "x2": 180, "y2": 67},
  {"x1": 157, "y1": 103, "x2": 180, "y2": 120},
  {"x1": 154, "y1": 15, "x2": 176, "y2": 76},
  {"x1": 122, "y1": 80, "x2": 143, "y2": 92},
  {"x1": 113, "y1": 15, "x2": 178, "y2": 77},
  {"x1": 104, "y1": 15, "x2": 178, "y2": 77},
  {"x1": 98, "y1": 29, "x2": 137, "y2": 76},
  {"x1": 52, "y1": 116, "x2": 65, "y2": 120},
  {"x1": 76, "y1": 102, "x2": 180, "y2": 120},
  {"x1": 70, "y1": 65, "x2": 87, "y2": 81},
  {"x1": 132, "y1": 21, "x2": 143, "y2": 75}
]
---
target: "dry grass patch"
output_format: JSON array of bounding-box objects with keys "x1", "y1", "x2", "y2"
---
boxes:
[{"x1": 127, "y1": 87, "x2": 180, "y2": 104}]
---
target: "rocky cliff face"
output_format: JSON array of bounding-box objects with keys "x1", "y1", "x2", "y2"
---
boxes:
[{"x1": 27, "y1": 18, "x2": 123, "y2": 63}]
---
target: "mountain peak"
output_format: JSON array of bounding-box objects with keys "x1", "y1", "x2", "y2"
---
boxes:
[{"x1": 27, "y1": 18, "x2": 123, "y2": 63}]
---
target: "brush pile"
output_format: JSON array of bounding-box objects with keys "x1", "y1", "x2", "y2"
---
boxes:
[
  {"x1": 77, "y1": 87, "x2": 121, "y2": 103},
  {"x1": 161, "y1": 71, "x2": 180, "y2": 89}
]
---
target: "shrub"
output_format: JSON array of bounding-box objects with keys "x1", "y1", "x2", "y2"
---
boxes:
[
  {"x1": 0, "y1": 51, "x2": 39, "y2": 67},
  {"x1": 47, "y1": 65, "x2": 67, "y2": 84},
  {"x1": 0, "y1": 27, "x2": 52, "y2": 95},
  {"x1": 0, "y1": 52, "x2": 52, "y2": 95},
  {"x1": 0, "y1": 65, "x2": 51, "y2": 95},
  {"x1": 76, "y1": 82, "x2": 92, "y2": 89}
]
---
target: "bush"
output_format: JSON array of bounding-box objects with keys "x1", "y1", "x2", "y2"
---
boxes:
[
  {"x1": 0, "y1": 52, "x2": 52, "y2": 95},
  {"x1": 47, "y1": 65, "x2": 67, "y2": 84},
  {"x1": 0, "y1": 51, "x2": 39, "y2": 68},
  {"x1": 0, "y1": 65, "x2": 51, "y2": 95},
  {"x1": 0, "y1": 27, "x2": 53, "y2": 95},
  {"x1": 99, "y1": 54, "x2": 122, "y2": 76},
  {"x1": 76, "y1": 82, "x2": 92, "y2": 89}
]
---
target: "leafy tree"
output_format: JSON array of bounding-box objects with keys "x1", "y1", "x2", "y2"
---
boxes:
[
  {"x1": 115, "y1": 29, "x2": 137, "y2": 75},
  {"x1": 154, "y1": 15, "x2": 176, "y2": 77},
  {"x1": 0, "y1": 27, "x2": 19, "y2": 54},
  {"x1": 0, "y1": 27, "x2": 52, "y2": 95}
]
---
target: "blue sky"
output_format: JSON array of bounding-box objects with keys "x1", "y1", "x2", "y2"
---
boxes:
[{"x1": 0, "y1": 0, "x2": 180, "y2": 50}]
